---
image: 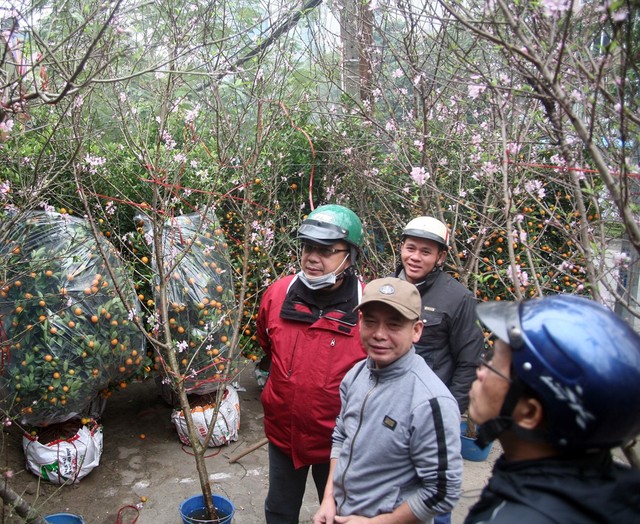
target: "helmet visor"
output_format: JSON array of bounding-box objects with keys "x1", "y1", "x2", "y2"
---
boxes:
[
  {"x1": 476, "y1": 301, "x2": 525, "y2": 350},
  {"x1": 297, "y1": 219, "x2": 349, "y2": 246},
  {"x1": 402, "y1": 229, "x2": 448, "y2": 249}
]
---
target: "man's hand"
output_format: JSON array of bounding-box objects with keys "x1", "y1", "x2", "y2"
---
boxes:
[{"x1": 313, "y1": 497, "x2": 337, "y2": 524}]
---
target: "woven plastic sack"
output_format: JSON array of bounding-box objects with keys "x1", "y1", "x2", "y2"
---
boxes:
[
  {"x1": 171, "y1": 386, "x2": 240, "y2": 447},
  {"x1": 23, "y1": 422, "x2": 103, "y2": 484}
]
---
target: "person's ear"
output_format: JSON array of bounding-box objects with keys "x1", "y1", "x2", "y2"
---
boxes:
[
  {"x1": 513, "y1": 397, "x2": 545, "y2": 430},
  {"x1": 412, "y1": 319, "x2": 423, "y2": 343},
  {"x1": 436, "y1": 249, "x2": 447, "y2": 267}
]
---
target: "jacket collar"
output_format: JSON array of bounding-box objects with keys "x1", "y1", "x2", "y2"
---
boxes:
[
  {"x1": 280, "y1": 271, "x2": 361, "y2": 325},
  {"x1": 367, "y1": 346, "x2": 417, "y2": 381},
  {"x1": 394, "y1": 264, "x2": 441, "y2": 294}
]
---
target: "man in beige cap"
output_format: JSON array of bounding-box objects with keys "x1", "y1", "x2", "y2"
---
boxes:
[{"x1": 314, "y1": 277, "x2": 462, "y2": 524}]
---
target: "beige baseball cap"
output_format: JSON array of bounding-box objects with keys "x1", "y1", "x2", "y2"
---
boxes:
[{"x1": 354, "y1": 277, "x2": 421, "y2": 320}]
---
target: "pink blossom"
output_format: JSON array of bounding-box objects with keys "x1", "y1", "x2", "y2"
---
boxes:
[
  {"x1": 410, "y1": 166, "x2": 429, "y2": 186},
  {"x1": 326, "y1": 185, "x2": 336, "y2": 199},
  {"x1": 507, "y1": 265, "x2": 529, "y2": 287},
  {"x1": 512, "y1": 228, "x2": 527, "y2": 243},
  {"x1": 525, "y1": 179, "x2": 546, "y2": 199},
  {"x1": 482, "y1": 161, "x2": 499, "y2": 176},
  {"x1": 0, "y1": 119, "x2": 14, "y2": 133},
  {"x1": 84, "y1": 154, "x2": 107, "y2": 174},
  {"x1": 468, "y1": 84, "x2": 486, "y2": 99},
  {"x1": 185, "y1": 104, "x2": 201, "y2": 124},
  {"x1": 613, "y1": 252, "x2": 630, "y2": 269},
  {"x1": 612, "y1": 7, "x2": 628, "y2": 22},
  {"x1": 506, "y1": 143, "x2": 522, "y2": 156},
  {"x1": 0, "y1": 180, "x2": 10, "y2": 198},
  {"x1": 161, "y1": 130, "x2": 176, "y2": 150},
  {"x1": 541, "y1": 0, "x2": 570, "y2": 17}
]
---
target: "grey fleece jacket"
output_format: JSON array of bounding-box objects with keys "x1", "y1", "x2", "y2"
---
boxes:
[{"x1": 330, "y1": 348, "x2": 463, "y2": 522}]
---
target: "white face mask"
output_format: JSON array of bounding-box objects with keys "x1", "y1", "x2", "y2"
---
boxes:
[{"x1": 298, "y1": 254, "x2": 350, "y2": 290}]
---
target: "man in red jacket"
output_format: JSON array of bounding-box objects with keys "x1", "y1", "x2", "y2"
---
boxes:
[{"x1": 257, "y1": 204, "x2": 367, "y2": 524}]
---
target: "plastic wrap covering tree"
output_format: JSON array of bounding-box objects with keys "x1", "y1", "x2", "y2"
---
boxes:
[
  {"x1": 0, "y1": 212, "x2": 147, "y2": 426},
  {"x1": 136, "y1": 211, "x2": 237, "y2": 397}
]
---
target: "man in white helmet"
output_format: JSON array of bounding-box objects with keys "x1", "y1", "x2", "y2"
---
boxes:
[
  {"x1": 395, "y1": 216, "x2": 484, "y2": 524},
  {"x1": 395, "y1": 216, "x2": 484, "y2": 415}
]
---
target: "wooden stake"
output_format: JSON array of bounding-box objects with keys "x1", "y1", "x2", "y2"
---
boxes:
[{"x1": 228, "y1": 437, "x2": 269, "y2": 463}]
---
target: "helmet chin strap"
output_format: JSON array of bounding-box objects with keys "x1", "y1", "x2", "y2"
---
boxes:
[
  {"x1": 476, "y1": 378, "x2": 525, "y2": 449},
  {"x1": 476, "y1": 377, "x2": 550, "y2": 448},
  {"x1": 333, "y1": 253, "x2": 351, "y2": 280}
]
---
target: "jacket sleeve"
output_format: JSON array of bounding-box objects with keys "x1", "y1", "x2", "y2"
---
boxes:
[
  {"x1": 256, "y1": 285, "x2": 274, "y2": 357},
  {"x1": 406, "y1": 395, "x2": 463, "y2": 521},
  {"x1": 330, "y1": 371, "x2": 351, "y2": 459},
  {"x1": 448, "y1": 293, "x2": 484, "y2": 413}
]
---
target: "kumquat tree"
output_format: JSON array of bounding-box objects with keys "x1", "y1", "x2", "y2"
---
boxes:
[{"x1": 0, "y1": 0, "x2": 638, "y2": 520}]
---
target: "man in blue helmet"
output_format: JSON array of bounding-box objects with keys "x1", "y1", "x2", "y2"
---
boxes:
[
  {"x1": 465, "y1": 294, "x2": 640, "y2": 523},
  {"x1": 257, "y1": 204, "x2": 367, "y2": 524}
]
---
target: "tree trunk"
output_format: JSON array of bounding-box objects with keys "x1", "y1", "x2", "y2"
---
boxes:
[{"x1": 0, "y1": 482, "x2": 49, "y2": 524}]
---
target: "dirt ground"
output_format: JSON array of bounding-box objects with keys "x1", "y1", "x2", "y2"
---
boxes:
[{"x1": 1, "y1": 368, "x2": 501, "y2": 524}]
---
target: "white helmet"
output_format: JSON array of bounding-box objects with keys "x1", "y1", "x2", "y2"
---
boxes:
[{"x1": 402, "y1": 216, "x2": 449, "y2": 249}]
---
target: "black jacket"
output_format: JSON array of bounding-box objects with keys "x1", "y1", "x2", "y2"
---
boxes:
[
  {"x1": 465, "y1": 452, "x2": 640, "y2": 523},
  {"x1": 394, "y1": 266, "x2": 484, "y2": 413}
]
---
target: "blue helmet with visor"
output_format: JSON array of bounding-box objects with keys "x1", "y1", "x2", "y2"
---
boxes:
[{"x1": 476, "y1": 294, "x2": 640, "y2": 450}]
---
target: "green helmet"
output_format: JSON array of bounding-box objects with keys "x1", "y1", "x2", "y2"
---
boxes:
[{"x1": 297, "y1": 204, "x2": 363, "y2": 248}]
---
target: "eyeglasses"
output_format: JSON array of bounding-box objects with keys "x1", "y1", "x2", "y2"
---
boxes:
[
  {"x1": 301, "y1": 244, "x2": 350, "y2": 258},
  {"x1": 479, "y1": 355, "x2": 512, "y2": 383}
]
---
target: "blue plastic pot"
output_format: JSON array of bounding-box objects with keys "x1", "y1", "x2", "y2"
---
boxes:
[
  {"x1": 44, "y1": 514, "x2": 85, "y2": 524},
  {"x1": 460, "y1": 421, "x2": 493, "y2": 462},
  {"x1": 179, "y1": 494, "x2": 235, "y2": 524}
]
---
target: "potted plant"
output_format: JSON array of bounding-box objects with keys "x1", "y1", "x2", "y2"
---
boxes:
[
  {"x1": 129, "y1": 209, "x2": 243, "y2": 523},
  {"x1": 460, "y1": 414, "x2": 493, "y2": 462}
]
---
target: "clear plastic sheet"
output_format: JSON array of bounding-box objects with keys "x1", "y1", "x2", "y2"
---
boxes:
[
  {"x1": 136, "y1": 211, "x2": 237, "y2": 395},
  {"x1": 0, "y1": 212, "x2": 146, "y2": 426}
]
